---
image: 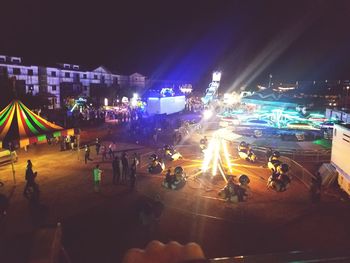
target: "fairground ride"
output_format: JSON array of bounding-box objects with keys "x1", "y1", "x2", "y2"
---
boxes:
[{"x1": 202, "y1": 71, "x2": 222, "y2": 105}]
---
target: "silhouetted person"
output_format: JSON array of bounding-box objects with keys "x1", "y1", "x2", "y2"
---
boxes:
[
  {"x1": 23, "y1": 160, "x2": 39, "y2": 198},
  {"x1": 129, "y1": 153, "x2": 139, "y2": 190},
  {"x1": 95, "y1": 138, "x2": 101, "y2": 155},
  {"x1": 84, "y1": 145, "x2": 93, "y2": 164},
  {"x1": 266, "y1": 147, "x2": 273, "y2": 163},
  {"x1": 310, "y1": 173, "x2": 322, "y2": 203},
  {"x1": 121, "y1": 152, "x2": 129, "y2": 183},
  {"x1": 112, "y1": 156, "x2": 121, "y2": 184},
  {"x1": 93, "y1": 164, "x2": 102, "y2": 192}
]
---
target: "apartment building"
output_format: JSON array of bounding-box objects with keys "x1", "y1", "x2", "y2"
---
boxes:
[{"x1": 0, "y1": 55, "x2": 146, "y2": 109}]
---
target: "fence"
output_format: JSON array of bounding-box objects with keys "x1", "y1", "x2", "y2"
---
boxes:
[
  {"x1": 252, "y1": 145, "x2": 331, "y2": 163},
  {"x1": 186, "y1": 122, "x2": 331, "y2": 163},
  {"x1": 280, "y1": 156, "x2": 316, "y2": 189}
]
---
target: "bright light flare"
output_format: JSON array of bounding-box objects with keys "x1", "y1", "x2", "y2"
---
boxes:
[
  {"x1": 203, "y1": 109, "x2": 213, "y2": 120},
  {"x1": 70, "y1": 103, "x2": 77, "y2": 112},
  {"x1": 218, "y1": 162, "x2": 228, "y2": 183},
  {"x1": 212, "y1": 71, "x2": 222, "y2": 82},
  {"x1": 212, "y1": 138, "x2": 220, "y2": 176},
  {"x1": 202, "y1": 137, "x2": 215, "y2": 173},
  {"x1": 222, "y1": 139, "x2": 232, "y2": 173}
]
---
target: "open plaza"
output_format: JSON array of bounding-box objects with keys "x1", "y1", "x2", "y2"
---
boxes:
[
  {"x1": 2, "y1": 2, "x2": 350, "y2": 262},
  {"x1": 1, "y1": 86, "x2": 350, "y2": 262}
]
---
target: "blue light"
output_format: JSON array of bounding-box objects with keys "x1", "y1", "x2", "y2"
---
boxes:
[{"x1": 148, "y1": 97, "x2": 159, "y2": 100}]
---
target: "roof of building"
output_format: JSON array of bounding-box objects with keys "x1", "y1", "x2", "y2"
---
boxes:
[{"x1": 0, "y1": 54, "x2": 146, "y2": 77}]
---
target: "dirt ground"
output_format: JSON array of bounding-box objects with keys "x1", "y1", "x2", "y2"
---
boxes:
[{"x1": 0, "y1": 124, "x2": 349, "y2": 263}]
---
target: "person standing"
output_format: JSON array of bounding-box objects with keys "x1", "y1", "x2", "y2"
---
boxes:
[
  {"x1": 129, "y1": 153, "x2": 139, "y2": 190},
  {"x1": 65, "y1": 136, "x2": 70, "y2": 150},
  {"x1": 310, "y1": 172, "x2": 322, "y2": 203},
  {"x1": 266, "y1": 147, "x2": 273, "y2": 163},
  {"x1": 100, "y1": 144, "x2": 107, "y2": 161},
  {"x1": 93, "y1": 164, "x2": 102, "y2": 192},
  {"x1": 70, "y1": 135, "x2": 76, "y2": 151},
  {"x1": 60, "y1": 136, "x2": 65, "y2": 151},
  {"x1": 264, "y1": 147, "x2": 273, "y2": 168},
  {"x1": 121, "y1": 152, "x2": 129, "y2": 183},
  {"x1": 129, "y1": 162, "x2": 137, "y2": 191},
  {"x1": 23, "y1": 160, "x2": 38, "y2": 197},
  {"x1": 108, "y1": 142, "x2": 115, "y2": 159},
  {"x1": 95, "y1": 138, "x2": 101, "y2": 155},
  {"x1": 153, "y1": 132, "x2": 158, "y2": 145},
  {"x1": 84, "y1": 145, "x2": 93, "y2": 164},
  {"x1": 131, "y1": 152, "x2": 139, "y2": 168},
  {"x1": 112, "y1": 156, "x2": 121, "y2": 184}
]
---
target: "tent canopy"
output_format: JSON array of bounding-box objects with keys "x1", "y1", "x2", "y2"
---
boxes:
[{"x1": 0, "y1": 100, "x2": 73, "y2": 148}]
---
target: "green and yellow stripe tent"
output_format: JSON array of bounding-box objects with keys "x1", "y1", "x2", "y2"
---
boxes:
[{"x1": 0, "y1": 100, "x2": 74, "y2": 148}]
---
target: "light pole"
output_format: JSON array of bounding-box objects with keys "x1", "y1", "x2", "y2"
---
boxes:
[
  {"x1": 347, "y1": 86, "x2": 349, "y2": 109},
  {"x1": 10, "y1": 151, "x2": 16, "y2": 185},
  {"x1": 268, "y1": 74, "x2": 272, "y2": 89}
]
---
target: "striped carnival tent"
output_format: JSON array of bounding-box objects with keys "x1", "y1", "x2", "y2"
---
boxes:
[{"x1": 0, "y1": 100, "x2": 74, "y2": 148}]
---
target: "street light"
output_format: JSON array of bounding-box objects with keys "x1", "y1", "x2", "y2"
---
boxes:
[
  {"x1": 346, "y1": 86, "x2": 350, "y2": 108},
  {"x1": 268, "y1": 74, "x2": 272, "y2": 89}
]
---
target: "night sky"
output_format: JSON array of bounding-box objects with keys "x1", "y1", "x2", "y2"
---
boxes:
[{"x1": 1, "y1": 0, "x2": 350, "y2": 90}]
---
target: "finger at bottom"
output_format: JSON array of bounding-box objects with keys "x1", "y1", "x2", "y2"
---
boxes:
[
  {"x1": 122, "y1": 248, "x2": 147, "y2": 263},
  {"x1": 183, "y1": 242, "x2": 206, "y2": 261}
]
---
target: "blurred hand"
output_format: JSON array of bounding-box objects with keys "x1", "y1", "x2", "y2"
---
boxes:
[{"x1": 122, "y1": 240, "x2": 206, "y2": 263}]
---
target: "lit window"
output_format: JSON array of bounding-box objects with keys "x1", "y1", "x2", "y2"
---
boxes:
[{"x1": 13, "y1": 68, "x2": 20, "y2": 75}]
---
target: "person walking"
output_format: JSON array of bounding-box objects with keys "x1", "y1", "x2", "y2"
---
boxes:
[
  {"x1": 23, "y1": 160, "x2": 39, "y2": 197},
  {"x1": 84, "y1": 145, "x2": 93, "y2": 164},
  {"x1": 95, "y1": 138, "x2": 101, "y2": 155},
  {"x1": 93, "y1": 164, "x2": 102, "y2": 192},
  {"x1": 112, "y1": 156, "x2": 121, "y2": 184},
  {"x1": 121, "y1": 152, "x2": 129, "y2": 183}
]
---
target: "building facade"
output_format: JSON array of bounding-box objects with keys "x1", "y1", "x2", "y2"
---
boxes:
[{"x1": 0, "y1": 55, "x2": 146, "y2": 109}]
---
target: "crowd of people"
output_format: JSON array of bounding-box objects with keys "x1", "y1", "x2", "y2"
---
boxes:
[
  {"x1": 88, "y1": 139, "x2": 140, "y2": 192},
  {"x1": 185, "y1": 97, "x2": 204, "y2": 112},
  {"x1": 68, "y1": 107, "x2": 106, "y2": 127}
]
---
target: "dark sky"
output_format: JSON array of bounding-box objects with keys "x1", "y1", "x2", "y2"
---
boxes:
[{"x1": 1, "y1": 0, "x2": 350, "y2": 90}]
